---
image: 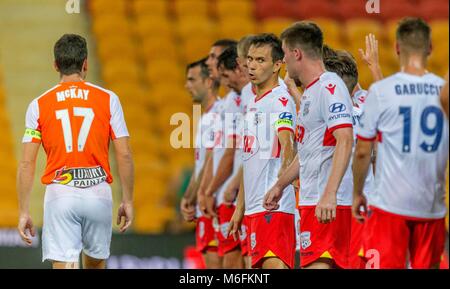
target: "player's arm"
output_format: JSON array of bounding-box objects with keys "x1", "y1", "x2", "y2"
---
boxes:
[
  {"x1": 441, "y1": 72, "x2": 449, "y2": 118},
  {"x1": 205, "y1": 141, "x2": 235, "y2": 197},
  {"x1": 113, "y1": 137, "x2": 134, "y2": 233},
  {"x1": 278, "y1": 130, "x2": 296, "y2": 177},
  {"x1": 17, "y1": 142, "x2": 40, "y2": 246},
  {"x1": 263, "y1": 154, "x2": 299, "y2": 211},
  {"x1": 284, "y1": 71, "x2": 302, "y2": 110},
  {"x1": 359, "y1": 33, "x2": 383, "y2": 82},
  {"x1": 316, "y1": 127, "x2": 353, "y2": 224},
  {"x1": 223, "y1": 165, "x2": 242, "y2": 206},
  {"x1": 180, "y1": 171, "x2": 196, "y2": 222},
  {"x1": 227, "y1": 172, "x2": 245, "y2": 241},
  {"x1": 197, "y1": 149, "x2": 213, "y2": 216},
  {"x1": 352, "y1": 139, "x2": 374, "y2": 223}
]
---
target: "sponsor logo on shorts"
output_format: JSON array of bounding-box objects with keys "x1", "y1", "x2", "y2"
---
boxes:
[
  {"x1": 239, "y1": 225, "x2": 247, "y2": 241},
  {"x1": 264, "y1": 213, "x2": 273, "y2": 224},
  {"x1": 52, "y1": 166, "x2": 107, "y2": 188},
  {"x1": 250, "y1": 232, "x2": 256, "y2": 250},
  {"x1": 220, "y1": 222, "x2": 229, "y2": 238},
  {"x1": 300, "y1": 231, "x2": 312, "y2": 250}
]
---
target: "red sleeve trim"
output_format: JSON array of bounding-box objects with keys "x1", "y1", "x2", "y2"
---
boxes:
[
  {"x1": 277, "y1": 127, "x2": 294, "y2": 133},
  {"x1": 356, "y1": 134, "x2": 377, "y2": 141},
  {"x1": 328, "y1": 123, "x2": 353, "y2": 134}
]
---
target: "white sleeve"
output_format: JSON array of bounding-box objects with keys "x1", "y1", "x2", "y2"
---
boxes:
[
  {"x1": 110, "y1": 92, "x2": 129, "y2": 139},
  {"x1": 321, "y1": 81, "x2": 353, "y2": 132},
  {"x1": 272, "y1": 94, "x2": 296, "y2": 133},
  {"x1": 22, "y1": 99, "x2": 41, "y2": 143},
  {"x1": 356, "y1": 84, "x2": 381, "y2": 141}
]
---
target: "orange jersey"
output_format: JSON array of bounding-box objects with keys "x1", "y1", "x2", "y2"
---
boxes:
[{"x1": 22, "y1": 81, "x2": 129, "y2": 187}]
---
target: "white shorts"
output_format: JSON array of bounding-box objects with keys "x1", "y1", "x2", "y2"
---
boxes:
[{"x1": 42, "y1": 182, "x2": 113, "y2": 263}]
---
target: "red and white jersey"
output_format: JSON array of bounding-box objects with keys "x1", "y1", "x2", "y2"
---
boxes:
[
  {"x1": 352, "y1": 91, "x2": 375, "y2": 195},
  {"x1": 22, "y1": 81, "x2": 129, "y2": 188},
  {"x1": 357, "y1": 72, "x2": 448, "y2": 219},
  {"x1": 194, "y1": 100, "x2": 222, "y2": 180},
  {"x1": 296, "y1": 72, "x2": 354, "y2": 206},
  {"x1": 243, "y1": 85, "x2": 297, "y2": 215},
  {"x1": 212, "y1": 91, "x2": 245, "y2": 205},
  {"x1": 353, "y1": 88, "x2": 367, "y2": 108}
]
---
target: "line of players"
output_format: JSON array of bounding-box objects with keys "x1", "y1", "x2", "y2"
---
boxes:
[{"x1": 180, "y1": 18, "x2": 449, "y2": 269}]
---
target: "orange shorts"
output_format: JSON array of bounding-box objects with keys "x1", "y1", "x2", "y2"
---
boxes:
[
  {"x1": 217, "y1": 204, "x2": 241, "y2": 256},
  {"x1": 299, "y1": 206, "x2": 352, "y2": 269},
  {"x1": 195, "y1": 216, "x2": 218, "y2": 253},
  {"x1": 363, "y1": 206, "x2": 446, "y2": 269},
  {"x1": 247, "y1": 211, "x2": 296, "y2": 269}
]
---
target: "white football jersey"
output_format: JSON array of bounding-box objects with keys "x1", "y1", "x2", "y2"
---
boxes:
[
  {"x1": 352, "y1": 89, "x2": 375, "y2": 195},
  {"x1": 357, "y1": 72, "x2": 448, "y2": 219},
  {"x1": 243, "y1": 85, "x2": 297, "y2": 215},
  {"x1": 296, "y1": 72, "x2": 354, "y2": 206},
  {"x1": 212, "y1": 91, "x2": 245, "y2": 205},
  {"x1": 194, "y1": 99, "x2": 223, "y2": 218}
]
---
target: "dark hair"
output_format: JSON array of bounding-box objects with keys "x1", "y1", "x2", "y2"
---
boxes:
[
  {"x1": 396, "y1": 17, "x2": 431, "y2": 53},
  {"x1": 217, "y1": 46, "x2": 238, "y2": 71},
  {"x1": 212, "y1": 39, "x2": 238, "y2": 50},
  {"x1": 322, "y1": 44, "x2": 338, "y2": 60},
  {"x1": 324, "y1": 53, "x2": 358, "y2": 93},
  {"x1": 249, "y1": 33, "x2": 284, "y2": 62},
  {"x1": 186, "y1": 57, "x2": 210, "y2": 79},
  {"x1": 54, "y1": 34, "x2": 88, "y2": 75},
  {"x1": 280, "y1": 21, "x2": 323, "y2": 59}
]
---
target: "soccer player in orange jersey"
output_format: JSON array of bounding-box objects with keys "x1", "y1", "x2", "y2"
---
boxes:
[{"x1": 17, "y1": 34, "x2": 134, "y2": 269}]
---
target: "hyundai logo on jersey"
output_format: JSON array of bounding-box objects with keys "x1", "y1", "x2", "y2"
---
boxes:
[
  {"x1": 329, "y1": 103, "x2": 346, "y2": 113},
  {"x1": 279, "y1": 112, "x2": 293, "y2": 120}
]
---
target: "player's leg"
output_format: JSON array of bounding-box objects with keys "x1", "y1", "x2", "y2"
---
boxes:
[
  {"x1": 42, "y1": 186, "x2": 83, "y2": 269},
  {"x1": 261, "y1": 257, "x2": 288, "y2": 269},
  {"x1": 303, "y1": 258, "x2": 333, "y2": 269},
  {"x1": 203, "y1": 250, "x2": 222, "y2": 269},
  {"x1": 222, "y1": 247, "x2": 244, "y2": 268},
  {"x1": 363, "y1": 207, "x2": 410, "y2": 269},
  {"x1": 82, "y1": 253, "x2": 106, "y2": 269},
  {"x1": 249, "y1": 212, "x2": 295, "y2": 269},
  {"x1": 409, "y1": 218, "x2": 446, "y2": 269},
  {"x1": 80, "y1": 183, "x2": 113, "y2": 269}
]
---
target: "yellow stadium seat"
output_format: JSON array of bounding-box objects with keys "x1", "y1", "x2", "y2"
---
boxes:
[
  {"x1": 89, "y1": 0, "x2": 127, "y2": 16},
  {"x1": 173, "y1": 0, "x2": 210, "y2": 17},
  {"x1": 139, "y1": 37, "x2": 178, "y2": 62},
  {"x1": 309, "y1": 18, "x2": 342, "y2": 49},
  {"x1": 345, "y1": 19, "x2": 383, "y2": 50},
  {"x1": 215, "y1": 0, "x2": 253, "y2": 19},
  {"x1": 96, "y1": 37, "x2": 137, "y2": 63},
  {"x1": 181, "y1": 36, "x2": 215, "y2": 63},
  {"x1": 176, "y1": 16, "x2": 217, "y2": 42},
  {"x1": 145, "y1": 60, "x2": 185, "y2": 84},
  {"x1": 133, "y1": 14, "x2": 174, "y2": 38},
  {"x1": 259, "y1": 18, "x2": 295, "y2": 36},
  {"x1": 218, "y1": 17, "x2": 257, "y2": 39},
  {"x1": 131, "y1": 0, "x2": 169, "y2": 16},
  {"x1": 101, "y1": 59, "x2": 141, "y2": 85},
  {"x1": 91, "y1": 14, "x2": 132, "y2": 38}
]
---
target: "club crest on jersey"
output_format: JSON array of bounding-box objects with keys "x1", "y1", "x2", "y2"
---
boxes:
[
  {"x1": 250, "y1": 232, "x2": 257, "y2": 250},
  {"x1": 300, "y1": 231, "x2": 312, "y2": 249},
  {"x1": 278, "y1": 97, "x2": 289, "y2": 107},
  {"x1": 325, "y1": 83, "x2": 336, "y2": 95},
  {"x1": 52, "y1": 166, "x2": 107, "y2": 188},
  {"x1": 303, "y1": 101, "x2": 311, "y2": 116},
  {"x1": 234, "y1": 96, "x2": 242, "y2": 106}
]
